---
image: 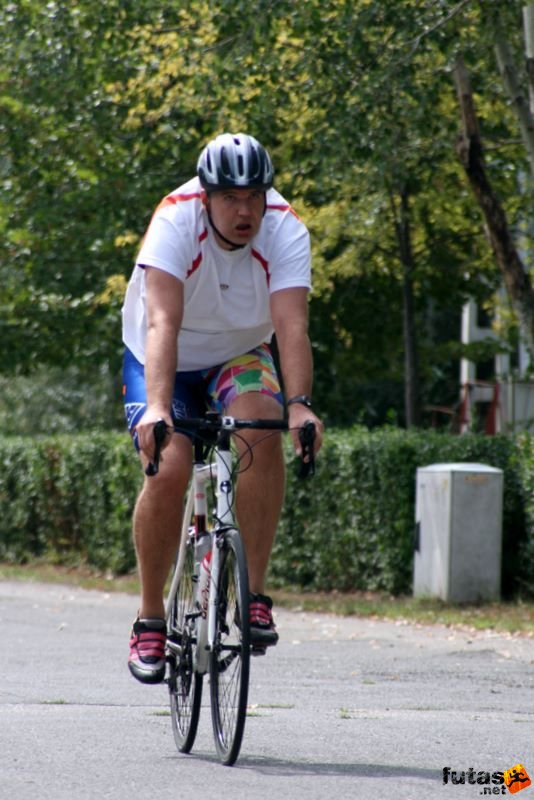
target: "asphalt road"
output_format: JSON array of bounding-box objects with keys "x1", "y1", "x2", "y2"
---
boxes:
[{"x1": 2, "y1": 579, "x2": 534, "y2": 800}]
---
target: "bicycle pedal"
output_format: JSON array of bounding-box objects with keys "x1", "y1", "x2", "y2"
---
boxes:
[{"x1": 251, "y1": 646, "x2": 267, "y2": 657}]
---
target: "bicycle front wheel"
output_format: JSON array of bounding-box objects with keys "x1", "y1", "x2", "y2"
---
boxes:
[
  {"x1": 167, "y1": 537, "x2": 203, "y2": 754},
  {"x1": 209, "y1": 527, "x2": 250, "y2": 766}
]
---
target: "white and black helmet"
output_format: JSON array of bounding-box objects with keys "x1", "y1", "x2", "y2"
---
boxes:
[{"x1": 197, "y1": 133, "x2": 274, "y2": 191}]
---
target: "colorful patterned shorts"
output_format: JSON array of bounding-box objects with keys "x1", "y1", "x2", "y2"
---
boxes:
[{"x1": 123, "y1": 343, "x2": 283, "y2": 447}]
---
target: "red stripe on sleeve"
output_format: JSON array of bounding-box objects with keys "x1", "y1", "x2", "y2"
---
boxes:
[
  {"x1": 266, "y1": 203, "x2": 300, "y2": 220},
  {"x1": 251, "y1": 249, "x2": 270, "y2": 286},
  {"x1": 186, "y1": 228, "x2": 208, "y2": 278}
]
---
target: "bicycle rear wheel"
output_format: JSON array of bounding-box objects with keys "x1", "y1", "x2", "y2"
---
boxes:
[
  {"x1": 209, "y1": 527, "x2": 250, "y2": 766},
  {"x1": 167, "y1": 537, "x2": 203, "y2": 753}
]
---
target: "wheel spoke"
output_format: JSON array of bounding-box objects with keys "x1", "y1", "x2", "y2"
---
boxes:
[
  {"x1": 168, "y1": 540, "x2": 202, "y2": 754},
  {"x1": 210, "y1": 529, "x2": 250, "y2": 766}
]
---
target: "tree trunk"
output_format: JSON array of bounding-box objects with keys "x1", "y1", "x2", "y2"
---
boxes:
[
  {"x1": 494, "y1": 35, "x2": 534, "y2": 178},
  {"x1": 453, "y1": 55, "x2": 534, "y2": 362},
  {"x1": 523, "y1": 3, "x2": 534, "y2": 114},
  {"x1": 391, "y1": 186, "x2": 421, "y2": 427}
]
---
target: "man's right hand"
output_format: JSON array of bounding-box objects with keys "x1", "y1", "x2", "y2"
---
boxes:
[{"x1": 135, "y1": 409, "x2": 172, "y2": 463}]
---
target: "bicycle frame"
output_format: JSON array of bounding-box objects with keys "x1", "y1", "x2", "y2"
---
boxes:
[{"x1": 164, "y1": 420, "x2": 237, "y2": 675}]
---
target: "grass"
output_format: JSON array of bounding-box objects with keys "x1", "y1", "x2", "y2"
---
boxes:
[
  {"x1": 270, "y1": 588, "x2": 534, "y2": 637},
  {"x1": 2, "y1": 562, "x2": 534, "y2": 636},
  {"x1": 0, "y1": 561, "x2": 141, "y2": 595},
  {"x1": 41, "y1": 699, "x2": 68, "y2": 705}
]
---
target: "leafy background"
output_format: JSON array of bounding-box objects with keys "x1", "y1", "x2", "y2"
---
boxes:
[{"x1": 1, "y1": 0, "x2": 531, "y2": 429}]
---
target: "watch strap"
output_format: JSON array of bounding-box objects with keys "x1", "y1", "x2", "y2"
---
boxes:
[{"x1": 287, "y1": 394, "x2": 313, "y2": 409}]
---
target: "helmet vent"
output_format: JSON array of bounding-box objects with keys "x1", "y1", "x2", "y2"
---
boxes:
[{"x1": 220, "y1": 148, "x2": 231, "y2": 177}]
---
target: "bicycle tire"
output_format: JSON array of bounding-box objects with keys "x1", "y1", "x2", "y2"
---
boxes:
[
  {"x1": 167, "y1": 537, "x2": 203, "y2": 754},
  {"x1": 209, "y1": 527, "x2": 250, "y2": 766}
]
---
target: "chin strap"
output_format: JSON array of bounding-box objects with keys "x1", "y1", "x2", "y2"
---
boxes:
[{"x1": 207, "y1": 213, "x2": 246, "y2": 250}]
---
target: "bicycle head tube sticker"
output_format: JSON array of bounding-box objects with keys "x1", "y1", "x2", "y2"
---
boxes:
[{"x1": 504, "y1": 764, "x2": 532, "y2": 794}]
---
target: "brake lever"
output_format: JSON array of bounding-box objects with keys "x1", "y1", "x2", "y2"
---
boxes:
[
  {"x1": 297, "y1": 421, "x2": 316, "y2": 479},
  {"x1": 145, "y1": 419, "x2": 169, "y2": 476}
]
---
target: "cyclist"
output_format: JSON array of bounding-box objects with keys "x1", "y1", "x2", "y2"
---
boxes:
[{"x1": 122, "y1": 132, "x2": 323, "y2": 684}]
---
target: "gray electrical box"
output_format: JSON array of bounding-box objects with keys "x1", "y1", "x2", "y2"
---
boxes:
[{"x1": 413, "y1": 463, "x2": 503, "y2": 603}]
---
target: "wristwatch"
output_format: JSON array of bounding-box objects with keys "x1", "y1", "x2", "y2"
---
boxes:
[{"x1": 287, "y1": 394, "x2": 313, "y2": 409}]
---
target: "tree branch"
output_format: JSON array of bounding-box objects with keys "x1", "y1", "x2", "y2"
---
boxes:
[
  {"x1": 453, "y1": 55, "x2": 534, "y2": 360},
  {"x1": 406, "y1": 0, "x2": 472, "y2": 59},
  {"x1": 524, "y1": 3, "x2": 534, "y2": 114},
  {"x1": 494, "y1": 36, "x2": 534, "y2": 178}
]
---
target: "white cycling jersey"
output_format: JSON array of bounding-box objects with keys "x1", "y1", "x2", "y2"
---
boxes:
[{"x1": 122, "y1": 177, "x2": 311, "y2": 371}]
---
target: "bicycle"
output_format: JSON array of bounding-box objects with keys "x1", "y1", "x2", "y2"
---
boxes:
[{"x1": 145, "y1": 413, "x2": 315, "y2": 767}]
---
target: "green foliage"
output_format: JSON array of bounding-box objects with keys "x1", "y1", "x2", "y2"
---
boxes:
[
  {"x1": 0, "y1": 0, "x2": 148, "y2": 373},
  {"x1": 515, "y1": 431, "x2": 534, "y2": 591},
  {"x1": 0, "y1": 433, "x2": 140, "y2": 573},
  {"x1": 0, "y1": 366, "x2": 124, "y2": 434},
  {"x1": 1, "y1": 428, "x2": 532, "y2": 598},
  {"x1": 1, "y1": 0, "x2": 532, "y2": 424}
]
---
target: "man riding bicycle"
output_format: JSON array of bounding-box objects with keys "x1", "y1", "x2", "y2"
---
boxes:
[{"x1": 122, "y1": 132, "x2": 323, "y2": 684}]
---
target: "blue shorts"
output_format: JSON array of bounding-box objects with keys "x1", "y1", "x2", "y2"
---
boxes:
[{"x1": 122, "y1": 345, "x2": 283, "y2": 449}]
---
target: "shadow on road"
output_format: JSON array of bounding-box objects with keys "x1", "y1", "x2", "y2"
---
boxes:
[{"x1": 172, "y1": 751, "x2": 440, "y2": 782}]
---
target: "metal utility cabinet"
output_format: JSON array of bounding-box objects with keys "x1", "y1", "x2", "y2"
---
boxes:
[{"x1": 413, "y1": 463, "x2": 503, "y2": 603}]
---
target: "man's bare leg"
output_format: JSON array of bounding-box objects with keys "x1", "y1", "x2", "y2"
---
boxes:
[
  {"x1": 133, "y1": 435, "x2": 192, "y2": 619},
  {"x1": 226, "y1": 393, "x2": 285, "y2": 595}
]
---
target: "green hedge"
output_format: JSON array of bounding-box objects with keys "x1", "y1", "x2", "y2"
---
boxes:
[
  {"x1": 274, "y1": 428, "x2": 533, "y2": 597},
  {"x1": 0, "y1": 429, "x2": 532, "y2": 597},
  {"x1": 0, "y1": 434, "x2": 141, "y2": 574}
]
